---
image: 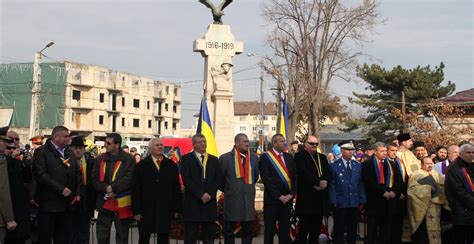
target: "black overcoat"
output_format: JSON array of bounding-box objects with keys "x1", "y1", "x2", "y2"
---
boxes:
[
  {"x1": 131, "y1": 156, "x2": 182, "y2": 233},
  {"x1": 180, "y1": 152, "x2": 221, "y2": 222},
  {"x1": 361, "y1": 156, "x2": 402, "y2": 217},
  {"x1": 32, "y1": 139, "x2": 81, "y2": 212},
  {"x1": 259, "y1": 151, "x2": 297, "y2": 205},
  {"x1": 294, "y1": 150, "x2": 332, "y2": 216}
]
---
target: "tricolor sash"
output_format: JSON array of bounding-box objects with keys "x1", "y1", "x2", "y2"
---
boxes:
[
  {"x1": 60, "y1": 157, "x2": 71, "y2": 167},
  {"x1": 374, "y1": 158, "x2": 394, "y2": 188},
  {"x1": 264, "y1": 151, "x2": 291, "y2": 190},
  {"x1": 232, "y1": 149, "x2": 254, "y2": 184},
  {"x1": 152, "y1": 155, "x2": 163, "y2": 174},
  {"x1": 193, "y1": 152, "x2": 209, "y2": 181},
  {"x1": 394, "y1": 157, "x2": 407, "y2": 183},
  {"x1": 80, "y1": 156, "x2": 87, "y2": 185},
  {"x1": 461, "y1": 167, "x2": 474, "y2": 192},
  {"x1": 100, "y1": 158, "x2": 122, "y2": 182}
]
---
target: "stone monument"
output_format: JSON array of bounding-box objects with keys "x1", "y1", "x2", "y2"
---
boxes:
[{"x1": 194, "y1": 0, "x2": 243, "y2": 154}]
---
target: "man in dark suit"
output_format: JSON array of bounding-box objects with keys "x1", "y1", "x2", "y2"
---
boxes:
[
  {"x1": 132, "y1": 137, "x2": 182, "y2": 244},
  {"x1": 69, "y1": 135, "x2": 96, "y2": 244},
  {"x1": 362, "y1": 142, "x2": 402, "y2": 244},
  {"x1": 181, "y1": 134, "x2": 221, "y2": 244},
  {"x1": 32, "y1": 126, "x2": 81, "y2": 244},
  {"x1": 294, "y1": 135, "x2": 331, "y2": 244},
  {"x1": 259, "y1": 133, "x2": 297, "y2": 244},
  {"x1": 387, "y1": 142, "x2": 408, "y2": 244},
  {"x1": 91, "y1": 133, "x2": 134, "y2": 244},
  {"x1": 329, "y1": 140, "x2": 365, "y2": 244}
]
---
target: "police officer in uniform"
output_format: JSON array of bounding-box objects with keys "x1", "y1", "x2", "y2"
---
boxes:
[{"x1": 329, "y1": 141, "x2": 366, "y2": 244}]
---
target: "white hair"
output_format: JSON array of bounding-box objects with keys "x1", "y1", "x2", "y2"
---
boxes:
[
  {"x1": 459, "y1": 143, "x2": 474, "y2": 153},
  {"x1": 148, "y1": 137, "x2": 162, "y2": 148}
]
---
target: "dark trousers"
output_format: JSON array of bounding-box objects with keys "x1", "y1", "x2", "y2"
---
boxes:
[
  {"x1": 70, "y1": 211, "x2": 92, "y2": 244},
  {"x1": 453, "y1": 225, "x2": 474, "y2": 244},
  {"x1": 390, "y1": 214, "x2": 404, "y2": 244},
  {"x1": 96, "y1": 211, "x2": 130, "y2": 244},
  {"x1": 138, "y1": 232, "x2": 169, "y2": 244},
  {"x1": 366, "y1": 214, "x2": 392, "y2": 244},
  {"x1": 411, "y1": 219, "x2": 429, "y2": 244},
  {"x1": 37, "y1": 211, "x2": 71, "y2": 244},
  {"x1": 263, "y1": 203, "x2": 292, "y2": 244},
  {"x1": 184, "y1": 222, "x2": 215, "y2": 244},
  {"x1": 297, "y1": 214, "x2": 323, "y2": 244},
  {"x1": 332, "y1": 208, "x2": 358, "y2": 244},
  {"x1": 223, "y1": 220, "x2": 253, "y2": 244}
]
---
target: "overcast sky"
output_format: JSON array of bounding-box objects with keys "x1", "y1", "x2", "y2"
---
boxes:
[{"x1": 0, "y1": 0, "x2": 472, "y2": 127}]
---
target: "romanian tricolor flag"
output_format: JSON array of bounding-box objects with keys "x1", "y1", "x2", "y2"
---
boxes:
[
  {"x1": 171, "y1": 147, "x2": 182, "y2": 164},
  {"x1": 117, "y1": 191, "x2": 133, "y2": 219},
  {"x1": 196, "y1": 90, "x2": 218, "y2": 157},
  {"x1": 278, "y1": 95, "x2": 290, "y2": 145}
]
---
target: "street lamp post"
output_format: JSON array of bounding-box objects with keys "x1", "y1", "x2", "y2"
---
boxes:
[
  {"x1": 247, "y1": 53, "x2": 265, "y2": 150},
  {"x1": 29, "y1": 41, "x2": 54, "y2": 139}
]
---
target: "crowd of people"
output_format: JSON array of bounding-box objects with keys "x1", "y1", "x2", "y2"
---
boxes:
[{"x1": 0, "y1": 125, "x2": 473, "y2": 244}]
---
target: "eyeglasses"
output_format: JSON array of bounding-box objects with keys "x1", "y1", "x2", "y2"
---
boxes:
[{"x1": 307, "y1": 142, "x2": 319, "y2": 147}]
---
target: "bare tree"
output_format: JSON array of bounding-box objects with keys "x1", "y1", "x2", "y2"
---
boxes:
[{"x1": 263, "y1": 0, "x2": 380, "y2": 138}]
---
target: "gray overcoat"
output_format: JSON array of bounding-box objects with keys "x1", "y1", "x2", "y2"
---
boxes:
[{"x1": 219, "y1": 149, "x2": 259, "y2": 222}]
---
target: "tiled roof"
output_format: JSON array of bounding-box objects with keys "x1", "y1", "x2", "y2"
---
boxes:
[
  {"x1": 234, "y1": 101, "x2": 277, "y2": 116},
  {"x1": 443, "y1": 88, "x2": 474, "y2": 104}
]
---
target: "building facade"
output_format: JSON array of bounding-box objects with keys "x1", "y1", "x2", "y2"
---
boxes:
[
  {"x1": 234, "y1": 101, "x2": 278, "y2": 142},
  {"x1": 0, "y1": 61, "x2": 181, "y2": 149}
]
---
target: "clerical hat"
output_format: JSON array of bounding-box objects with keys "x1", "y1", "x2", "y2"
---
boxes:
[{"x1": 397, "y1": 133, "x2": 411, "y2": 142}]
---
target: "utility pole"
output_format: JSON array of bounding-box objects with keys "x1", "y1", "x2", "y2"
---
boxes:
[
  {"x1": 401, "y1": 90, "x2": 406, "y2": 133},
  {"x1": 29, "y1": 41, "x2": 54, "y2": 139},
  {"x1": 259, "y1": 59, "x2": 265, "y2": 150}
]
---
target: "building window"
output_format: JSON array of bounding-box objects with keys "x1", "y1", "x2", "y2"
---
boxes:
[
  {"x1": 174, "y1": 88, "x2": 178, "y2": 96},
  {"x1": 72, "y1": 90, "x2": 81, "y2": 100},
  {"x1": 100, "y1": 71, "x2": 106, "y2": 81},
  {"x1": 133, "y1": 119, "x2": 140, "y2": 127},
  {"x1": 147, "y1": 101, "x2": 150, "y2": 110},
  {"x1": 133, "y1": 99, "x2": 140, "y2": 108},
  {"x1": 240, "y1": 116, "x2": 246, "y2": 121},
  {"x1": 122, "y1": 117, "x2": 125, "y2": 127},
  {"x1": 99, "y1": 115, "x2": 104, "y2": 125},
  {"x1": 165, "y1": 103, "x2": 169, "y2": 112},
  {"x1": 148, "y1": 120, "x2": 152, "y2": 128},
  {"x1": 122, "y1": 76, "x2": 126, "y2": 81},
  {"x1": 122, "y1": 97, "x2": 125, "y2": 107},
  {"x1": 253, "y1": 116, "x2": 257, "y2": 120},
  {"x1": 164, "y1": 121, "x2": 168, "y2": 130},
  {"x1": 272, "y1": 126, "x2": 276, "y2": 131},
  {"x1": 173, "y1": 105, "x2": 177, "y2": 113},
  {"x1": 240, "y1": 126, "x2": 246, "y2": 131},
  {"x1": 99, "y1": 93, "x2": 105, "y2": 103},
  {"x1": 252, "y1": 127, "x2": 256, "y2": 132},
  {"x1": 166, "y1": 86, "x2": 169, "y2": 95},
  {"x1": 263, "y1": 115, "x2": 268, "y2": 120},
  {"x1": 71, "y1": 112, "x2": 75, "y2": 122},
  {"x1": 272, "y1": 116, "x2": 276, "y2": 120},
  {"x1": 172, "y1": 122, "x2": 177, "y2": 130}
]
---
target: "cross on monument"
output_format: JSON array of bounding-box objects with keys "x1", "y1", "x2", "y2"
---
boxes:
[{"x1": 194, "y1": 24, "x2": 243, "y2": 154}]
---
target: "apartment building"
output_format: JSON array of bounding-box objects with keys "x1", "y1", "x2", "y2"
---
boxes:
[{"x1": 0, "y1": 61, "x2": 181, "y2": 147}]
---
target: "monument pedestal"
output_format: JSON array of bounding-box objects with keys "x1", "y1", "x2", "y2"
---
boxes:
[{"x1": 194, "y1": 24, "x2": 243, "y2": 155}]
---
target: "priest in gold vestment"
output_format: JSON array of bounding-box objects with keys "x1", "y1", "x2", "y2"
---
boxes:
[
  {"x1": 408, "y1": 156, "x2": 445, "y2": 244},
  {"x1": 397, "y1": 133, "x2": 420, "y2": 176}
]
